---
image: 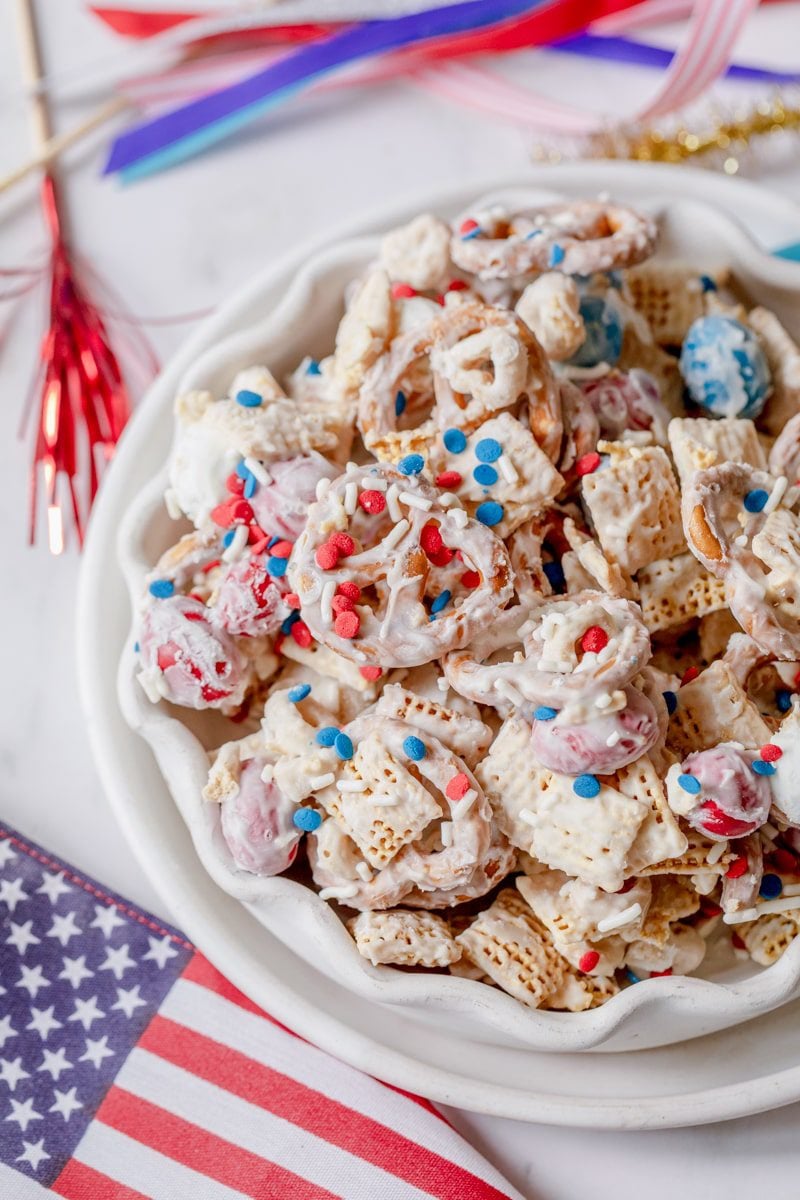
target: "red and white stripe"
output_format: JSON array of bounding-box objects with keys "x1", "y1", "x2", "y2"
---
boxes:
[{"x1": 47, "y1": 956, "x2": 522, "y2": 1200}]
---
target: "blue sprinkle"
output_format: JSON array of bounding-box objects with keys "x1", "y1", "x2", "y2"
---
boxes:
[
  {"x1": 443, "y1": 428, "x2": 467, "y2": 454},
  {"x1": 678, "y1": 773, "x2": 701, "y2": 795},
  {"x1": 549, "y1": 243, "x2": 565, "y2": 267},
  {"x1": 475, "y1": 500, "x2": 504, "y2": 527},
  {"x1": 236, "y1": 460, "x2": 250, "y2": 479},
  {"x1": 316, "y1": 726, "x2": 339, "y2": 747},
  {"x1": 524, "y1": 229, "x2": 543, "y2": 241},
  {"x1": 281, "y1": 610, "x2": 300, "y2": 635},
  {"x1": 744, "y1": 489, "x2": 768, "y2": 513},
  {"x1": 626, "y1": 969, "x2": 641, "y2": 985},
  {"x1": 398, "y1": 453, "x2": 424, "y2": 476},
  {"x1": 760, "y1": 873, "x2": 783, "y2": 899},
  {"x1": 430, "y1": 590, "x2": 451, "y2": 615},
  {"x1": 268, "y1": 556, "x2": 288, "y2": 577},
  {"x1": 288, "y1": 683, "x2": 311, "y2": 703},
  {"x1": 534, "y1": 706, "x2": 558, "y2": 721},
  {"x1": 293, "y1": 807, "x2": 322, "y2": 832},
  {"x1": 543, "y1": 561, "x2": 565, "y2": 592},
  {"x1": 475, "y1": 438, "x2": 502, "y2": 463},
  {"x1": 133, "y1": 641, "x2": 140, "y2": 654},
  {"x1": 222, "y1": 529, "x2": 236, "y2": 548},
  {"x1": 334, "y1": 732, "x2": 354, "y2": 761},
  {"x1": 663, "y1": 690, "x2": 678, "y2": 716},
  {"x1": 148, "y1": 578, "x2": 175, "y2": 599},
  {"x1": 235, "y1": 389, "x2": 262, "y2": 408},
  {"x1": 395, "y1": 390, "x2": 407, "y2": 417},
  {"x1": 243, "y1": 475, "x2": 257, "y2": 499},
  {"x1": 699, "y1": 275, "x2": 717, "y2": 293},
  {"x1": 573, "y1": 774, "x2": 601, "y2": 799},
  {"x1": 752, "y1": 759, "x2": 776, "y2": 776},
  {"x1": 403, "y1": 736, "x2": 426, "y2": 761},
  {"x1": 305, "y1": 359, "x2": 322, "y2": 376},
  {"x1": 777, "y1": 689, "x2": 793, "y2": 713},
  {"x1": 461, "y1": 225, "x2": 481, "y2": 241},
  {"x1": 267, "y1": 536, "x2": 281, "y2": 550},
  {"x1": 473, "y1": 464, "x2": 498, "y2": 486}
]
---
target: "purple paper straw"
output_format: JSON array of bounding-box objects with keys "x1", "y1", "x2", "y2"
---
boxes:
[{"x1": 552, "y1": 33, "x2": 800, "y2": 84}]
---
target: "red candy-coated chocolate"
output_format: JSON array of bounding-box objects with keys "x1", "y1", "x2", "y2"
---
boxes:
[
  {"x1": 291, "y1": 621, "x2": 312, "y2": 648},
  {"x1": 359, "y1": 489, "x2": 387, "y2": 515},
  {"x1": 228, "y1": 499, "x2": 254, "y2": 525},
  {"x1": 447, "y1": 279, "x2": 469, "y2": 292},
  {"x1": 359, "y1": 665, "x2": 382, "y2": 681},
  {"x1": 330, "y1": 531, "x2": 355, "y2": 556},
  {"x1": 575, "y1": 452, "x2": 601, "y2": 476},
  {"x1": 445, "y1": 772, "x2": 471, "y2": 801},
  {"x1": 338, "y1": 581, "x2": 361, "y2": 602},
  {"x1": 391, "y1": 282, "x2": 417, "y2": 299},
  {"x1": 760, "y1": 743, "x2": 782, "y2": 762},
  {"x1": 726, "y1": 856, "x2": 749, "y2": 879},
  {"x1": 731, "y1": 931, "x2": 746, "y2": 950},
  {"x1": 650, "y1": 968, "x2": 673, "y2": 978},
  {"x1": 700, "y1": 800, "x2": 756, "y2": 839},
  {"x1": 578, "y1": 951, "x2": 600, "y2": 973},
  {"x1": 435, "y1": 470, "x2": 463, "y2": 489},
  {"x1": 331, "y1": 594, "x2": 355, "y2": 614},
  {"x1": 225, "y1": 472, "x2": 245, "y2": 496},
  {"x1": 428, "y1": 546, "x2": 454, "y2": 567},
  {"x1": 460, "y1": 570, "x2": 480, "y2": 589},
  {"x1": 420, "y1": 524, "x2": 444, "y2": 555},
  {"x1": 680, "y1": 666, "x2": 700, "y2": 686},
  {"x1": 315, "y1": 543, "x2": 339, "y2": 570},
  {"x1": 580, "y1": 625, "x2": 609, "y2": 654},
  {"x1": 334, "y1": 611, "x2": 360, "y2": 639}
]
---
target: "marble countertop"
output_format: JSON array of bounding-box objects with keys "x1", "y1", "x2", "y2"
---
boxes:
[{"x1": 3, "y1": 4, "x2": 800, "y2": 1195}]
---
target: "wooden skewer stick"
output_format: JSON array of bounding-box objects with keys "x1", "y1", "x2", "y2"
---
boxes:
[{"x1": 0, "y1": 96, "x2": 130, "y2": 198}]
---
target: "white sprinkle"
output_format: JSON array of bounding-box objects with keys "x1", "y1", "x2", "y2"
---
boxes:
[
  {"x1": 439, "y1": 492, "x2": 460, "y2": 507},
  {"x1": 315, "y1": 477, "x2": 331, "y2": 501},
  {"x1": 137, "y1": 670, "x2": 164, "y2": 705},
  {"x1": 452, "y1": 790, "x2": 477, "y2": 820},
  {"x1": 734, "y1": 534, "x2": 748, "y2": 547},
  {"x1": 440, "y1": 821, "x2": 454, "y2": 848},
  {"x1": 437, "y1": 675, "x2": 449, "y2": 693},
  {"x1": 337, "y1": 779, "x2": 367, "y2": 793},
  {"x1": 516, "y1": 619, "x2": 536, "y2": 640},
  {"x1": 782, "y1": 883, "x2": 800, "y2": 897},
  {"x1": 399, "y1": 490, "x2": 433, "y2": 512},
  {"x1": 494, "y1": 678, "x2": 524, "y2": 706},
  {"x1": 764, "y1": 475, "x2": 789, "y2": 514},
  {"x1": 344, "y1": 481, "x2": 359, "y2": 515},
  {"x1": 707, "y1": 839, "x2": 729, "y2": 865},
  {"x1": 371, "y1": 793, "x2": 398, "y2": 806},
  {"x1": 222, "y1": 523, "x2": 249, "y2": 562},
  {"x1": 245, "y1": 456, "x2": 272, "y2": 485},
  {"x1": 383, "y1": 518, "x2": 410, "y2": 549},
  {"x1": 320, "y1": 580, "x2": 336, "y2": 626},
  {"x1": 450, "y1": 508, "x2": 469, "y2": 529},
  {"x1": 386, "y1": 484, "x2": 403, "y2": 522},
  {"x1": 356, "y1": 862, "x2": 373, "y2": 882},
  {"x1": 605, "y1": 730, "x2": 621, "y2": 748},
  {"x1": 319, "y1": 884, "x2": 359, "y2": 901},
  {"x1": 260, "y1": 764, "x2": 275, "y2": 784},
  {"x1": 597, "y1": 902, "x2": 642, "y2": 933},
  {"x1": 345, "y1": 461, "x2": 358, "y2": 474},
  {"x1": 362, "y1": 476, "x2": 388, "y2": 492},
  {"x1": 519, "y1": 808, "x2": 538, "y2": 827},
  {"x1": 164, "y1": 488, "x2": 183, "y2": 520},
  {"x1": 309, "y1": 772, "x2": 336, "y2": 790},
  {"x1": 498, "y1": 456, "x2": 518, "y2": 484},
  {"x1": 724, "y1": 894, "x2": 800, "y2": 923},
  {"x1": 595, "y1": 691, "x2": 614, "y2": 710}
]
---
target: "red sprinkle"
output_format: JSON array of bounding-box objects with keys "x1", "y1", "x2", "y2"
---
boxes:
[
  {"x1": 249, "y1": 537, "x2": 270, "y2": 556},
  {"x1": 359, "y1": 489, "x2": 386, "y2": 515},
  {"x1": 247, "y1": 524, "x2": 268, "y2": 545},
  {"x1": 459, "y1": 218, "x2": 479, "y2": 236},
  {"x1": 771, "y1": 848, "x2": 798, "y2": 874},
  {"x1": 578, "y1": 951, "x2": 600, "y2": 974},
  {"x1": 338, "y1": 581, "x2": 361, "y2": 602},
  {"x1": 460, "y1": 570, "x2": 480, "y2": 589},
  {"x1": 391, "y1": 282, "x2": 417, "y2": 299},
  {"x1": 332, "y1": 594, "x2": 355, "y2": 614},
  {"x1": 681, "y1": 666, "x2": 700, "y2": 686},
  {"x1": 420, "y1": 524, "x2": 444, "y2": 556},
  {"x1": 210, "y1": 501, "x2": 236, "y2": 528},
  {"x1": 334, "y1": 611, "x2": 360, "y2": 639},
  {"x1": 359, "y1": 665, "x2": 382, "y2": 681},
  {"x1": 726, "y1": 856, "x2": 749, "y2": 879},
  {"x1": 315, "y1": 543, "x2": 339, "y2": 570},
  {"x1": 291, "y1": 621, "x2": 312, "y2": 648},
  {"x1": 446, "y1": 773, "x2": 471, "y2": 801},
  {"x1": 760, "y1": 743, "x2": 783, "y2": 762},
  {"x1": 225, "y1": 472, "x2": 245, "y2": 496},
  {"x1": 435, "y1": 470, "x2": 463, "y2": 489},
  {"x1": 330, "y1": 531, "x2": 355, "y2": 557},
  {"x1": 580, "y1": 625, "x2": 609, "y2": 655},
  {"x1": 447, "y1": 279, "x2": 469, "y2": 292},
  {"x1": 284, "y1": 593, "x2": 300, "y2": 610},
  {"x1": 428, "y1": 546, "x2": 455, "y2": 568},
  {"x1": 271, "y1": 539, "x2": 293, "y2": 559},
  {"x1": 650, "y1": 969, "x2": 673, "y2": 978},
  {"x1": 575, "y1": 452, "x2": 601, "y2": 477}
]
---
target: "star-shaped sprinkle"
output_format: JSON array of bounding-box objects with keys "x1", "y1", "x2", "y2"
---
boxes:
[
  {"x1": 0, "y1": 840, "x2": 17, "y2": 868},
  {"x1": 68, "y1": 995, "x2": 105, "y2": 1032},
  {"x1": 6, "y1": 1097, "x2": 43, "y2": 1132},
  {"x1": 36, "y1": 871, "x2": 72, "y2": 905},
  {"x1": 112, "y1": 985, "x2": 147, "y2": 1019},
  {"x1": 49, "y1": 1086, "x2": 82, "y2": 1121},
  {"x1": 0, "y1": 1057, "x2": 30, "y2": 1092},
  {"x1": 0, "y1": 878, "x2": 28, "y2": 913},
  {"x1": 80, "y1": 1035, "x2": 114, "y2": 1070},
  {"x1": 90, "y1": 904, "x2": 126, "y2": 939},
  {"x1": 26, "y1": 1006, "x2": 63, "y2": 1041},
  {"x1": 58, "y1": 954, "x2": 94, "y2": 990},
  {"x1": 16, "y1": 1138, "x2": 50, "y2": 1171},
  {"x1": 143, "y1": 934, "x2": 179, "y2": 969},
  {"x1": 46, "y1": 911, "x2": 82, "y2": 948},
  {"x1": 16, "y1": 964, "x2": 50, "y2": 999},
  {"x1": 38, "y1": 1046, "x2": 72, "y2": 1081},
  {"x1": 99, "y1": 943, "x2": 136, "y2": 982},
  {"x1": 6, "y1": 920, "x2": 41, "y2": 954},
  {"x1": 0, "y1": 1016, "x2": 17, "y2": 1049}
]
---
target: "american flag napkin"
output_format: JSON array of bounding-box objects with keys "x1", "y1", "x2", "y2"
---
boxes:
[{"x1": 0, "y1": 824, "x2": 522, "y2": 1200}]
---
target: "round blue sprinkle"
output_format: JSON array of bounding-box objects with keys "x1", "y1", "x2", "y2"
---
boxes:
[
  {"x1": 573, "y1": 774, "x2": 601, "y2": 799},
  {"x1": 293, "y1": 807, "x2": 322, "y2": 832},
  {"x1": 148, "y1": 579, "x2": 175, "y2": 599},
  {"x1": 268, "y1": 556, "x2": 288, "y2": 577},
  {"x1": 475, "y1": 500, "x2": 504, "y2": 527},
  {"x1": 403, "y1": 736, "x2": 426, "y2": 761},
  {"x1": 752, "y1": 759, "x2": 776, "y2": 776},
  {"x1": 534, "y1": 706, "x2": 558, "y2": 722},
  {"x1": 398, "y1": 453, "x2": 424, "y2": 476},
  {"x1": 549, "y1": 243, "x2": 565, "y2": 267},
  {"x1": 663, "y1": 690, "x2": 678, "y2": 716},
  {"x1": 222, "y1": 529, "x2": 236, "y2": 548},
  {"x1": 777, "y1": 689, "x2": 793, "y2": 713},
  {"x1": 315, "y1": 726, "x2": 339, "y2": 747},
  {"x1": 288, "y1": 683, "x2": 311, "y2": 703},
  {"x1": 305, "y1": 359, "x2": 322, "y2": 376},
  {"x1": 133, "y1": 641, "x2": 140, "y2": 654},
  {"x1": 699, "y1": 275, "x2": 717, "y2": 293},
  {"x1": 760, "y1": 873, "x2": 783, "y2": 900},
  {"x1": 334, "y1": 732, "x2": 354, "y2": 761},
  {"x1": 475, "y1": 438, "x2": 502, "y2": 464},
  {"x1": 678, "y1": 773, "x2": 701, "y2": 795},
  {"x1": 243, "y1": 475, "x2": 257, "y2": 499},
  {"x1": 744, "y1": 489, "x2": 769, "y2": 514},
  {"x1": 543, "y1": 561, "x2": 566, "y2": 592},
  {"x1": 473, "y1": 463, "x2": 498, "y2": 487},
  {"x1": 443, "y1": 428, "x2": 467, "y2": 454},
  {"x1": 281, "y1": 610, "x2": 300, "y2": 635},
  {"x1": 395, "y1": 390, "x2": 407, "y2": 417},
  {"x1": 430, "y1": 590, "x2": 451, "y2": 615},
  {"x1": 235, "y1": 389, "x2": 262, "y2": 408}
]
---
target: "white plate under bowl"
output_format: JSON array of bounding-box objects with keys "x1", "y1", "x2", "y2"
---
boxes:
[{"x1": 80, "y1": 163, "x2": 800, "y2": 1126}]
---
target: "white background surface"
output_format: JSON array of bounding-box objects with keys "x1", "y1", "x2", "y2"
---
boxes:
[{"x1": 3, "y1": 4, "x2": 800, "y2": 1197}]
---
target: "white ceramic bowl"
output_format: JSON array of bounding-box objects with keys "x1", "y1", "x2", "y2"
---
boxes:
[{"x1": 115, "y1": 173, "x2": 800, "y2": 1054}]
